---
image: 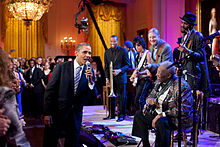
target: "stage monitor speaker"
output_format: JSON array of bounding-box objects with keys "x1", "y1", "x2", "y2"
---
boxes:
[{"x1": 207, "y1": 98, "x2": 220, "y2": 135}]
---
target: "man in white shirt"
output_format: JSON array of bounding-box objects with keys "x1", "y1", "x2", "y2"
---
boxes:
[{"x1": 44, "y1": 43, "x2": 95, "y2": 147}]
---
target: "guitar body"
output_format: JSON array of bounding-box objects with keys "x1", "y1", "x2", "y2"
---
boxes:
[
  {"x1": 132, "y1": 77, "x2": 138, "y2": 87},
  {"x1": 130, "y1": 68, "x2": 138, "y2": 87},
  {"x1": 211, "y1": 54, "x2": 220, "y2": 72}
]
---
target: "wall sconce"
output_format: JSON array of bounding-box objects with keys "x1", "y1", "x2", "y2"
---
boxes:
[{"x1": 61, "y1": 37, "x2": 76, "y2": 56}]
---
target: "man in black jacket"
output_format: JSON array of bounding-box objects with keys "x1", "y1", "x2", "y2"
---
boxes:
[
  {"x1": 25, "y1": 59, "x2": 44, "y2": 118},
  {"x1": 103, "y1": 35, "x2": 130, "y2": 122},
  {"x1": 44, "y1": 43, "x2": 95, "y2": 147},
  {"x1": 177, "y1": 12, "x2": 211, "y2": 132}
]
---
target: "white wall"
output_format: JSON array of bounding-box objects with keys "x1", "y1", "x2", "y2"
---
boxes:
[{"x1": 152, "y1": 0, "x2": 185, "y2": 50}]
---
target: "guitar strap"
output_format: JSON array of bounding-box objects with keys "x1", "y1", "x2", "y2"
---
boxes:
[
  {"x1": 131, "y1": 50, "x2": 148, "y2": 87},
  {"x1": 187, "y1": 40, "x2": 192, "y2": 49},
  {"x1": 155, "y1": 43, "x2": 166, "y2": 63},
  {"x1": 137, "y1": 50, "x2": 148, "y2": 70},
  {"x1": 180, "y1": 40, "x2": 192, "y2": 60}
]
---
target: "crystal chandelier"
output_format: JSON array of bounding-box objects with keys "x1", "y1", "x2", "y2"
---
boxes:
[{"x1": 6, "y1": 0, "x2": 52, "y2": 26}]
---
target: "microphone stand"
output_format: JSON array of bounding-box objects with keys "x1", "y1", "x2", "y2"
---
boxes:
[
  {"x1": 177, "y1": 62, "x2": 182, "y2": 147},
  {"x1": 167, "y1": 52, "x2": 197, "y2": 147},
  {"x1": 167, "y1": 58, "x2": 183, "y2": 147},
  {"x1": 186, "y1": 71, "x2": 198, "y2": 147}
]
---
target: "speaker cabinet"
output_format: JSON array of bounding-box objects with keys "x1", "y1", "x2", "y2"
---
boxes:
[{"x1": 207, "y1": 98, "x2": 220, "y2": 134}]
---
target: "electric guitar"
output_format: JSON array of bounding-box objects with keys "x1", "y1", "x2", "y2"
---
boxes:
[
  {"x1": 130, "y1": 50, "x2": 149, "y2": 87},
  {"x1": 210, "y1": 54, "x2": 220, "y2": 72}
]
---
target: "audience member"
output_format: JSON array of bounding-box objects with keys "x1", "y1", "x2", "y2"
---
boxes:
[
  {"x1": 24, "y1": 59, "x2": 44, "y2": 118},
  {"x1": 91, "y1": 60, "x2": 104, "y2": 104},
  {"x1": 42, "y1": 61, "x2": 51, "y2": 89},
  {"x1": 0, "y1": 108, "x2": 11, "y2": 137},
  {"x1": 36, "y1": 56, "x2": 44, "y2": 70},
  {"x1": 0, "y1": 48, "x2": 30, "y2": 146}
]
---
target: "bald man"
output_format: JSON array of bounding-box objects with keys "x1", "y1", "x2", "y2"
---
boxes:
[{"x1": 132, "y1": 61, "x2": 193, "y2": 147}]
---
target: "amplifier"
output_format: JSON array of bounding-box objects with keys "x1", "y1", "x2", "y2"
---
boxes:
[{"x1": 207, "y1": 97, "x2": 220, "y2": 134}]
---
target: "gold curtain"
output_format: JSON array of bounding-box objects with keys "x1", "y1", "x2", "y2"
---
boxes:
[
  {"x1": 2, "y1": 2, "x2": 47, "y2": 59},
  {"x1": 89, "y1": 2, "x2": 126, "y2": 64}
]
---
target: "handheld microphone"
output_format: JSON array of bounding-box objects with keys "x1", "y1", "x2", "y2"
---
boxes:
[
  {"x1": 86, "y1": 61, "x2": 91, "y2": 81},
  {"x1": 203, "y1": 30, "x2": 220, "y2": 41}
]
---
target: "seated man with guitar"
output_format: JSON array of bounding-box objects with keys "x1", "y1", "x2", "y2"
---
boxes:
[
  {"x1": 132, "y1": 61, "x2": 193, "y2": 147},
  {"x1": 130, "y1": 36, "x2": 153, "y2": 111}
]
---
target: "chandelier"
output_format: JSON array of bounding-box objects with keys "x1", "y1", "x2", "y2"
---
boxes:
[{"x1": 6, "y1": 0, "x2": 52, "y2": 26}]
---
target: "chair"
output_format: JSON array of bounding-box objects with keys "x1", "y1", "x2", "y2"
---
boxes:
[{"x1": 171, "y1": 90, "x2": 204, "y2": 147}]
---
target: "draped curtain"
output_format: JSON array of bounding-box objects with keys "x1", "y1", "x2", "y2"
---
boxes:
[
  {"x1": 1, "y1": 2, "x2": 47, "y2": 59},
  {"x1": 89, "y1": 2, "x2": 126, "y2": 64}
]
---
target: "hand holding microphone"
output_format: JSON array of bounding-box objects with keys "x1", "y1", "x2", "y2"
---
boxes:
[{"x1": 85, "y1": 61, "x2": 93, "y2": 84}]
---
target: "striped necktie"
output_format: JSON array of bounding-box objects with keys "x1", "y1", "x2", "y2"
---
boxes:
[{"x1": 74, "y1": 66, "x2": 82, "y2": 93}]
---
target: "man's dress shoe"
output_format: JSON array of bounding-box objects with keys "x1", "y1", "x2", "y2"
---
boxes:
[
  {"x1": 173, "y1": 133, "x2": 184, "y2": 142},
  {"x1": 116, "y1": 117, "x2": 124, "y2": 122},
  {"x1": 103, "y1": 116, "x2": 115, "y2": 120}
]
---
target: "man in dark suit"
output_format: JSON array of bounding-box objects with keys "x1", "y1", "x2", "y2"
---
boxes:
[
  {"x1": 43, "y1": 43, "x2": 94, "y2": 147},
  {"x1": 36, "y1": 56, "x2": 44, "y2": 70},
  {"x1": 103, "y1": 35, "x2": 130, "y2": 122},
  {"x1": 25, "y1": 59, "x2": 44, "y2": 118}
]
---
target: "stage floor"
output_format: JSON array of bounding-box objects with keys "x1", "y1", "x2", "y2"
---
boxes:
[{"x1": 82, "y1": 105, "x2": 220, "y2": 147}]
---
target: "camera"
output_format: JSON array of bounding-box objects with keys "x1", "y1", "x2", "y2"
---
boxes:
[{"x1": 80, "y1": 17, "x2": 88, "y2": 29}]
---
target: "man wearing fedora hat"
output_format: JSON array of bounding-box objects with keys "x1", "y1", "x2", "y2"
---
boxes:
[
  {"x1": 177, "y1": 12, "x2": 211, "y2": 142},
  {"x1": 178, "y1": 12, "x2": 210, "y2": 95}
]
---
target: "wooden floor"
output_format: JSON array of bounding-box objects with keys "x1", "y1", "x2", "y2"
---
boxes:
[
  {"x1": 82, "y1": 105, "x2": 220, "y2": 147},
  {"x1": 23, "y1": 105, "x2": 220, "y2": 147}
]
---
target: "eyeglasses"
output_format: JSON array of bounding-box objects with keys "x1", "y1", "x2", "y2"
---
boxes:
[{"x1": 136, "y1": 44, "x2": 141, "y2": 47}]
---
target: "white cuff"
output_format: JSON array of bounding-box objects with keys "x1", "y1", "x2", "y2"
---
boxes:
[{"x1": 88, "y1": 82, "x2": 95, "y2": 90}]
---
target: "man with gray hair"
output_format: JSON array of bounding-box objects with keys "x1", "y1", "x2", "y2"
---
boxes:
[
  {"x1": 44, "y1": 43, "x2": 95, "y2": 146},
  {"x1": 145, "y1": 28, "x2": 173, "y2": 80},
  {"x1": 132, "y1": 61, "x2": 193, "y2": 147}
]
